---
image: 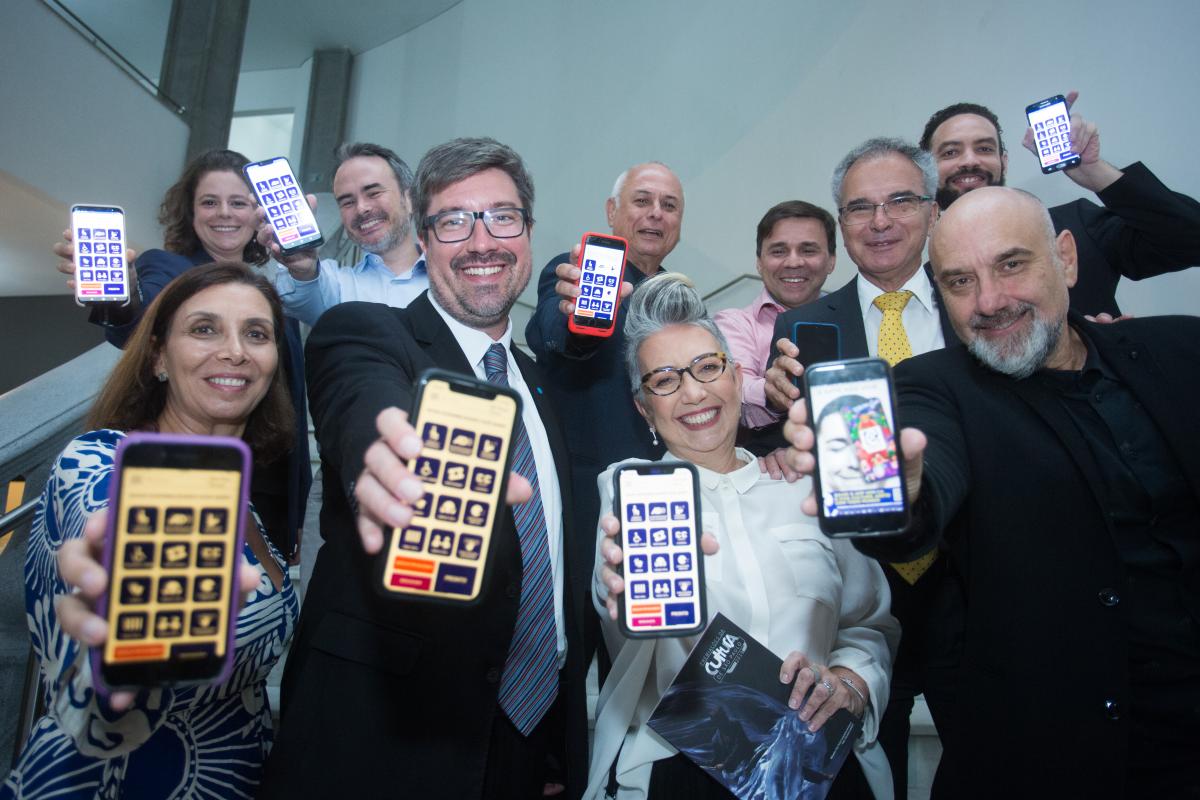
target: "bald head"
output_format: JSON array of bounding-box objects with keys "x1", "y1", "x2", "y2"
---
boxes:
[
  {"x1": 606, "y1": 162, "x2": 684, "y2": 274},
  {"x1": 931, "y1": 186, "x2": 1057, "y2": 273},
  {"x1": 929, "y1": 186, "x2": 1081, "y2": 378}
]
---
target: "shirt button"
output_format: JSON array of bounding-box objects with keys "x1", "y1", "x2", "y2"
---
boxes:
[
  {"x1": 505, "y1": 583, "x2": 519, "y2": 599},
  {"x1": 1104, "y1": 699, "x2": 1120, "y2": 720},
  {"x1": 486, "y1": 667, "x2": 501, "y2": 684},
  {"x1": 1098, "y1": 588, "x2": 1120, "y2": 607}
]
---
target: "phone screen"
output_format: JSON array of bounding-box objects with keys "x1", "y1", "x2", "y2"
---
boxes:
[
  {"x1": 72, "y1": 205, "x2": 128, "y2": 303},
  {"x1": 806, "y1": 359, "x2": 908, "y2": 536},
  {"x1": 1026, "y1": 96, "x2": 1079, "y2": 173},
  {"x1": 571, "y1": 233, "x2": 627, "y2": 334},
  {"x1": 616, "y1": 463, "x2": 705, "y2": 637},
  {"x1": 381, "y1": 373, "x2": 519, "y2": 602},
  {"x1": 98, "y1": 437, "x2": 247, "y2": 687},
  {"x1": 243, "y1": 157, "x2": 323, "y2": 251}
]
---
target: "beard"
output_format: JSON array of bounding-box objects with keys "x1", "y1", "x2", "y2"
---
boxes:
[
  {"x1": 967, "y1": 303, "x2": 1063, "y2": 379},
  {"x1": 353, "y1": 212, "x2": 408, "y2": 256},
  {"x1": 428, "y1": 249, "x2": 526, "y2": 330},
  {"x1": 936, "y1": 166, "x2": 1004, "y2": 209}
]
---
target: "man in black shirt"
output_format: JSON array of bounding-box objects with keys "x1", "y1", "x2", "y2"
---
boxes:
[{"x1": 784, "y1": 185, "x2": 1200, "y2": 797}]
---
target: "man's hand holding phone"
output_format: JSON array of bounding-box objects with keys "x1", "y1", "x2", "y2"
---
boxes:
[
  {"x1": 764, "y1": 337, "x2": 805, "y2": 412},
  {"x1": 781, "y1": 398, "x2": 927, "y2": 518},
  {"x1": 53, "y1": 229, "x2": 137, "y2": 292},
  {"x1": 256, "y1": 195, "x2": 320, "y2": 281},
  {"x1": 57, "y1": 510, "x2": 260, "y2": 710},
  {"x1": 1021, "y1": 90, "x2": 1122, "y2": 193},
  {"x1": 553, "y1": 242, "x2": 635, "y2": 318},
  {"x1": 354, "y1": 407, "x2": 532, "y2": 555}
]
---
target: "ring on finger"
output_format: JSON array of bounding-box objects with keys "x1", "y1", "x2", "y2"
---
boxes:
[
  {"x1": 808, "y1": 665, "x2": 822, "y2": 683},
  {"x1": 820, "y1": 678, "x2": 835, "y2": 695}
]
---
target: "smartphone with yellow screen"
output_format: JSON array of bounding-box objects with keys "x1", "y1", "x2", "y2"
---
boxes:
[
  {"x1": 92, "y1": 433, "x2": 250, "y2": 690},
  {"x1": 378, "y1": 369, "x2": 520, "y2": 604}
]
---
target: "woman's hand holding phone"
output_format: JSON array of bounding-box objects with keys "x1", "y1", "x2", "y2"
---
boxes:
[
  {"x1": 56, "y1": 510, "x2": 260, "y2": 710},
  {"x1": 53, "y1": 229, "x2": 137, "y2": 292},
  {"x1": 596, "y1": 512, "x2": 719, "y2": 621}
]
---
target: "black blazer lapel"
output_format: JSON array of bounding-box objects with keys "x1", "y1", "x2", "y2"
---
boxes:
[
  {"x1": 1092, "y1": 322, "x2": 1200, "y2": 499},
  {"x1": 825, "y1": 277, "x2": 871, "y2": 358},
  {"x1": 406, "y1": 292, "x2": 475, "y2": 375},
  {"x1": 924, "y1": 262, "x2": 962, "y2": 346}
]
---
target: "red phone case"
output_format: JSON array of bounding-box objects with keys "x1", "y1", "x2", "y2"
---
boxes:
[{"x1": 567, "y1": 232, "x2": 628, "y2": 338}]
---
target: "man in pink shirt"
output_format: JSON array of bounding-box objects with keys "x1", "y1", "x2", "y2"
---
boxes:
[{"x1": 713, "y1": 201, "x2": 837, "y2": 427}]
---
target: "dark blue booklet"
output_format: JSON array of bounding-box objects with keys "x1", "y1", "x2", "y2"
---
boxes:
[{"x1": 647, "y1": 613, "x2": 861, "y2": 800}]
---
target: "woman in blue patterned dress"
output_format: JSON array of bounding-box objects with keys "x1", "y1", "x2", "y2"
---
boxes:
[{"x1": 3, "y1": 263, "x2": 299, "y2": 799}]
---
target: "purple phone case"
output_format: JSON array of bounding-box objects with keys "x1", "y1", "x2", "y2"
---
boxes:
[{"x1": 90, "y1": 432, "x2": 252, "y2": 694}]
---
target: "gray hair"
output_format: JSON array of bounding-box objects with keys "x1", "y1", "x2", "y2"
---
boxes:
[
  {"x1": 624, "y1": 272, "x2": 733, "y2": 396},
  {"x1": 412, "y1": 137, "x2": 535, "y2": 231},
  {"x1": 334, "y1": 142, "x2": 415, "y2": 193},
  {"x1": 609, "y1": 161, "x2": 674, "y2": 208},
  {"x1": 830, "y1": 137, "x2": 938, "y2": 207}
]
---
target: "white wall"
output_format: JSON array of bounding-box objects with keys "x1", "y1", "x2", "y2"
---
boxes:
[
  {"x1": 0, "y1": 0, "x2": 188, "y2": 296},
  {"x1": 343, "y1": 0, "x2": 1200, "y2": 317}
]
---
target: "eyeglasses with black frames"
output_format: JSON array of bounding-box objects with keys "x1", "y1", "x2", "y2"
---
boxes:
[
  {"x1": 640, "y1": 352, "x2": 729, "y2": 396},
  {"x1": 422, "y1": 207, "x2": 529, "y2": 243}
]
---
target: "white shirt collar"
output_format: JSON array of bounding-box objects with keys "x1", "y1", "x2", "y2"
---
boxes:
[
  {"x1": 855, "y1": 265, "x2": 936, "y2": 315},
  {"x1": 426, "y1": 290, "x2": 514, "y2": 370}
]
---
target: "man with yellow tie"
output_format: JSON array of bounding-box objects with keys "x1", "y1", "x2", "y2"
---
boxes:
[{"x1": 764, "y1": 137, "x2": 959, "y2": 799}]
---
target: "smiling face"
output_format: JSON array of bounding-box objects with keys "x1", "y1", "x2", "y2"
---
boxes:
[
  {"x1": 333, "y1": 155, "x2": 411, "y2": 255},
  {"x1": 757, "y1": 217, "x2": 836, "y2": 308},
  {"x1": 419, "y1": 168, "x2": 532, "y2": 338},
  {"x1": 154, "y1": 283, "x2": 278, "y2": 438},
  {"x1": 839, "y1": 153, "x2": 937, "y2": 291},
  {"x1": 192, "y1": 170, "x2": 257, "y2": 261},
  {"x1": 606, "y1": 164, "x2": 683, "y2": 273},
  {"x1": 634, "y1": 324, "x2": 742, "y2": 473},
  {"x1": 929, "y1": 113, "x2": 1008, "y2": 209},
  {"x1": 931, "y1": 187, "x2": 1079, "y2": 377},
  {"x1": 816, "y1": 409, "x2": 868, "y2": 492}
]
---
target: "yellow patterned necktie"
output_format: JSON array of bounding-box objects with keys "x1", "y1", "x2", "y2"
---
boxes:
[
  {"x1": 872, "y1": 291, "x2": 914, "y2": 367},
  {"x1": 871, "y1": 290, "x2": 936, "y2": 584}
]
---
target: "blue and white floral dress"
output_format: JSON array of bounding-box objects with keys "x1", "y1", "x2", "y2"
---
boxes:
[{"x1": 2, "y1": 430, "x2": 298, "y2": 799}]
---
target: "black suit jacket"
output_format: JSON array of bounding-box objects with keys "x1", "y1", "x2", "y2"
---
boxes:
[
  {"x1": 261, "y1": 295, "x2": 592, "y2": 799},
  {"x1": 860, "y1": 313, "x2": 1200, "y2": 796},
  {"x1": 1053, "y1": 161, "x2": 1200, "y2": 317}
]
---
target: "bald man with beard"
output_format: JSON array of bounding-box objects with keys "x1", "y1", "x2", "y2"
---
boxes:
[{"x1": 785, "y1": 186, "x2": 1200, "y2": 798}]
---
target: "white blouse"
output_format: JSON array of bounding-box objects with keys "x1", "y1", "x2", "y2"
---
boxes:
[{"x1": 587, "y1": 449, "x2": 900, "y2": 800}]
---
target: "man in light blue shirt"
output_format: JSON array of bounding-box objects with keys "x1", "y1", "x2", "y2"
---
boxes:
[{"x1": 269, "y1": 142, "x2": 428, "y2": 325}]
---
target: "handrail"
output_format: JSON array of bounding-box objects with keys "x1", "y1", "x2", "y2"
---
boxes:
[
  {"x1": 702, "y1": 272, "x2": 761, "y2": 302},
  {"x1": 0, "y1": 500, "x2": 38, "y2": 534},
  {"x1": 1, "y1": 342, "x2": 119, "y2": 774},
  {"x1": 40, "y1": 0, "x2": 186, "y2": 115}
]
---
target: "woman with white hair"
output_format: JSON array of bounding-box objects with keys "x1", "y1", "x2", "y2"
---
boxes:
[{"x1": 587, "y1": 273, "x2": 899, "y2": 799}]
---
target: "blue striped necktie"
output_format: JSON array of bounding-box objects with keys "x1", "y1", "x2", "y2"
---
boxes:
[{"x1": 483, "y1": 343, "x2": 558, "y2": 735}]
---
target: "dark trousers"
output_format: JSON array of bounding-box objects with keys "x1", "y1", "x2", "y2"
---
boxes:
[
  {"x1": 876, "y1": 557, "x2": 964, "y2": 799},
  {"x1": 482, "y1": 695, "x2": 561, "y2": 800}
]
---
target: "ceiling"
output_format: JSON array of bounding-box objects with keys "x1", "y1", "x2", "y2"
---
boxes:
[{"x1": 58, "y1": 0, "x2": 462, "y2": 78}]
